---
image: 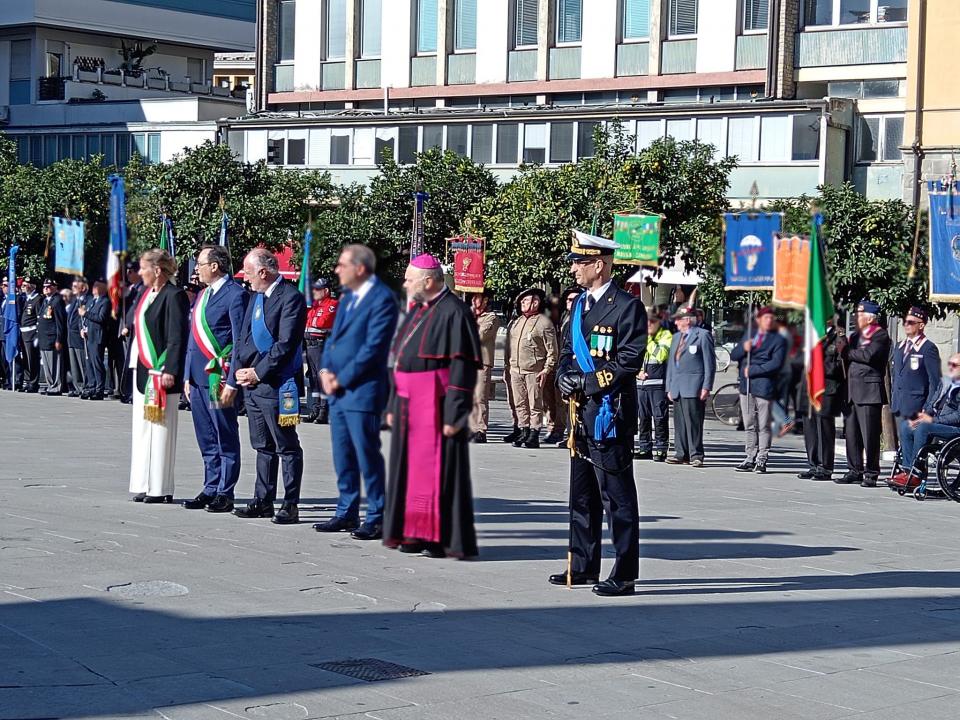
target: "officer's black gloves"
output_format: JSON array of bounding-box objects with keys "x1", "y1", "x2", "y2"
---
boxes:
[{"x1": 558, "y1": 371, "x2": 586, "y2": 397}]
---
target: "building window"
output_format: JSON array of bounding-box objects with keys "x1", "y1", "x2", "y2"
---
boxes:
[
  {"x1": 550, "y1": 122, "x2": 574, "y2": 163},
  {"x1": 10, "y1": 39, "x2": 31, "y2": 105},
  {"x1": 375, "y1": 129, "x2": 395, "y2": 163},
  {"x1": 417, "y1": 0, "x2": 439, "y2": 54},
  {"x1": 839, "y1": 0, "x2": 871, "y2": 24},
  {"x1": 792, "y1": 113, "x2": 820, "y2": 160},
  {"x1": 695, "y1": 118, "x2": 724, "y2": 157},
  {"x1": 803, "y1": 0, "x2": 907, "y2": 27},
  {"x1": 622, "y1": 0, "x2": 650, "y2": 40},
  {"x1": 759, "y1": 115, "x2": 790, "y2": 161},
  {"x1": 828, "y1": 79, "x2": 904, "y2": 98},
  {"x1": 455, "y1": 0, "x2": 477, "y2": 50},
  {"x1": 515, "y1": 0, "x2": 539, "y2": 48},
  {"x1": 448, "y1": 125, "x2": 469, "y2": 156},
  {"x1": 497, "y1": 123, "x2": 519, "y2": 163},
  {"x1": 636, "y1": 120, "x2": 663, "y2": 150},
  {"x1": 556, "y1": 0, "x2": 582, "y2": 44},
  {"x1": 423, "y1": 124, "x2": 443, "y2": 150},
  {"x1": 857, "y1": 115, "x2": 903, "y2": 163},
  {"x1": 472, "y1": 124, "x2": 493, "y2": 163},
  {"x1": 398, "y1": 126, "x2": 419, "y2": 163},
  {"x1": 287, "y1": 138, "x2": 306, "y2": 165},
  {"x1": 668, "y1": 0, "x2": 698, "y2": 36},
  {"x1": 361, "y1": 0, "x2": 382, "y2": 57},
  {"x1": 666, "y1": 118, "x2": 693, "y2": 142},
  {"x1": 277, "y1": 0, "x2": 296, "y2": 62},
  {"x1": 742, "y1": 0, "x2": 768, "y2": 31},
  {"x1": 147, "y1": 133, "x2": 161, "y2": 164},
  {"x1": 523, "y1": 123, "x2": 547, "y2": 163},
  {"x1": 330, "y1": 132, "x2": 351, "y2": 164},
  {"x1": 577, "y1": 122, "x2": 598, "y2": 159},
  {"x1": 327, "y1": 0, "x2": 347, "y2": 60},
  {"x1": 727, "y1": 116, "x2": 758, "y2": 162}
]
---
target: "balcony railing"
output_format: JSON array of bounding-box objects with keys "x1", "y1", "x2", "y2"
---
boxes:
[{"x1": 38, "y1": 76, "x2": 66, "y2": 101}]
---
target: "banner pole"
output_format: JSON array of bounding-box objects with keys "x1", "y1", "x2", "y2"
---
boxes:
[{"x1": 745, "y1": 292, "x2": 753, "y2": 398}]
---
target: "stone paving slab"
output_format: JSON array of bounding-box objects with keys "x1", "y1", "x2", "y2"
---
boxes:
[{"x1": 3, "y1": 390, "x2": 960, "y2": 719}]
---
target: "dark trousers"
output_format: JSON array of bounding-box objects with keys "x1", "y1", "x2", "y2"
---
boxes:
[
  {"x1": 21, "y1": 335, "x2": 40, "y2": 390},
  {"x1": 673, "y1": 397, "x2": 706, "y2": 461},
  {"x1": 84, "y1": 339, "x2": 105, "y2": 394},
  {"x1": 569, "y1": 440, "x2": 639, "y2": 582},
  {"x1": 190, "y1": 381, "x2": 242, "y2": 498},
  {"x1": 804, "y1": 412, "x2": 836, "y2": 475},
  {"x1": 68, "y1": 345, "x2": 87, "y2": 393},
  {"x1": 105, "y1": 336, "x2": 124, "y2": 395},
  {"x1": 329, "y1": 403, "x2": 386, "y2": 524},
  {"x1": 844, "y1": 403, "x2": 882, "y2": 479},
  {"x1": 120, "y1": 336, "x2": 134, "y2": 400},
  {"x1": 637, "y1": 385, "x2": 669, "y2": 452},
  {"x1": 305, "y1": 337, "x2": 329, "y2": 417},
  {"x1": 244, "y1": 389, "x2": 303, "y2": 503}
]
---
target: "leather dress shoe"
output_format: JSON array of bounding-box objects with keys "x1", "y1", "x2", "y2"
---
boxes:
[
  {"x1": 421, "y1": 543, "x2": 446, "y2": 558},
  {"x1": 797, "y1": 470, "x2": 816, "y2": 479},
  {"x1": 132, "y1": 493, "x2": 146, "y2": 502},
  {"x1": 398, "y1": 542, "x2": 424, "y2": 553},
  {"x1": 592, "y1": 578, "x2": 636, "y2": 597},
  {"x1": 834, "y1": 473, "x2": 862, "y2": 484},
  {"x1": 233, "y1": 499, "x2": 275, "y2": 518},
  {"x1": 548, "y1": 571, "x2": 599, "y2": 586},
  {"x1": 88, "y1": 393, "x2": 103, "y2": 401},
  {"x1": 183, "y1": 492, "x2": 215, "y2": 510},
  {"x1": 861, "y1": 476, "x2": 878, "y2": 488},
  {"x1": 351, "y1": 523, "x2": 382, "y2": 540},
  {"x1": 205, "y1": 495, "x2": 234, "y2": 513},
  {"x1": 472, "y1": 432, "x2": 487, "y2": 444},
  {"x1": 67, "y1": 391, "x2": 79, "y2": 398},
  {"x1": 543, "y1": 431, "x2": 564, "y2": 445},
  {"x1": 313, "y1": 516, "x2": 360, "y2": 532},
  {"x1": 271, "y1": 503, "x2": 299, "y2": 524},
  {"x1": 503, "y1": 426, "x2": 522, "y2": 443},
  {"x1": 143, "y1": 495, "x2": 173, "y2": 504},
  {"x1": 654, "y1": 452, "x2": 666, "y2": 462}
]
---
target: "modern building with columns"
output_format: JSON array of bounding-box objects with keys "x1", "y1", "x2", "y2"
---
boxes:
[{"x1": 221, "y1": 0, "x2": 912, "y2": 202}]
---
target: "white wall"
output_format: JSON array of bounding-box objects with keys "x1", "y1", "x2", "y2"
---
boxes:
[
  {"x1": 158, "y1": 128, "x2": 217, "y2": 163},
  {"x1": 381, "y1": 0, "x2": 412, "y2": 88},
  {"x1": 293, "y1": 0, "x2": 323, "y2": 91},
  {"x1": 476, "y1": 0, "x2": 509, "y2": 84},
  {"x1": 581, "y1": 0, "x2": 617, "y2": 79},
  {"x1": 695, "y1": 0, "x2": 737, "y2": 74}
]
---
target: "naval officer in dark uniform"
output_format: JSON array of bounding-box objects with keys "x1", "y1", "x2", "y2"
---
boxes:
[
  {"x1": 19, "y1": 276, "x2": 43, "y2": 392},
  {"x1": 552, "y1": 232, "x2": 647, "y2": 597}
]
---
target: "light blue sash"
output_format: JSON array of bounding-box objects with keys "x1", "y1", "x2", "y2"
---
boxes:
[{"x1": 570, "y1": 293, "x2": 616, "y2": 441}]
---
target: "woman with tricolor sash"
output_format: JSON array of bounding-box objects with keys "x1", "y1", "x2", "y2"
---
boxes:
[{"x1": 128, "y1": 249, "x2": 190, "y2": 503}]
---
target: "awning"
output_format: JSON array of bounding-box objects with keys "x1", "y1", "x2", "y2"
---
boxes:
[{"x1": 233, "y1": 245, "x2": 300, "y2": 280}]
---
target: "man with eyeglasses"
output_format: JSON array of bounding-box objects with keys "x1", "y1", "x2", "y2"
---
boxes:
[{"x1": 891, "y1": 352, "x2": 960, "y2": 491}]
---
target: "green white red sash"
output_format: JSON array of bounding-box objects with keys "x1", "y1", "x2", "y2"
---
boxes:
[
  {"x1": 135, "y1": 288, "x2": 168, "y2": 424},
  {"x1": 190, "y1": 287, "x2": 233, "y2": 408}
]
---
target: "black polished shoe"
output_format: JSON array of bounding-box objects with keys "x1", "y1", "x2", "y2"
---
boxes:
[
  {"x1": 653, "y1": 452, "x2": 667, "y2": 463},
  {"x1": 503, "y1": 426, "x2": 522, "y2": 443},
  {"x1": 182, "y1": 492, "x2": 215, "y2": 510},
  {"x1": 754, "y1": 462, "x2": 768, "y2": 474},
  {"x1": 398, "y1": 541, "x2": 424, "y2": 553},
  {"x1": 797, "y1": 470, "x2": 816, "y2": 479},
  {"x1": 633, "y1": 450, "x2": 653, "y2": 460},
  {"x1": 312, "y1": 516, "x2": 360, "y2": 532},
  {"x1": 143, "y1": 495, "x2": 173, "y2": 504},
  {"x1": 548, "y1": 571, "x2": 600, "y2": 586},
  {"x1": 315, "y1": 412, "x2": 329, "y2": 425},
  {"x1": 542, "y1": 431, "x2": 564, "y2": 445},
  {"x1": 233, "y1": 499, "x2": 275, "y2": 518},
  {"x1": 523, "y1": 430, "x2": 540, "y2": 449},
  {"x1": 272, "y1": 502, "x2": 299, "y2": 525},
  {"x1": 513, "y1": 428, "x2": 530, "y2": 448},
  {"x1": 67, "y1": 391, "x2": 79, "y2": 398},
  {"x1": 80, "y1": 392, "x2": 90, "y2": 399},
  {"x1": 834, "y1": 473, "x2": 862, "y2": 485},
  {"x1": 735, "y1": 460, "x2": 755, "y2": 472},
  {"x1": 421, "y1": 543, "x2": 446, "y2": 559},
  {"x1": 88, "y1": 393, "x2": 103, "y2": 401},
  {"x1": 131, "y1": 493, "x2": 147, "y2": 502},
  {"x1": 472, "y1": 432, "x2": 487, "y2": 444},
  {"x1": 351, "y1": 523, "x2": 383, "y2": 541},
  {"x1": 861, "y1": 476, "x2": 878, "y2": 488},
  {"x1": 205, "y1": 495, "x2": 234, "y2": 513},
  {"x1": 592, "y1": 578, "x2": 636, "y2": 597},
  {"x1": 813, "y1": 472, "x2": 833, "y2": 481}
]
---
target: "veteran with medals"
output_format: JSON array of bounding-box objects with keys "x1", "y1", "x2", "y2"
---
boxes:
[
  {"x1": 182, "y1": 245, "x2": 249, "y2": 513},
  {"x1": 553, "y1": 232, "x2": 647, "y2": 597},
  {"x1": 128, "y1": 249, "x2": 190, "y2": 503},
  {"x1": 232, "y1": 249, "x2": 307, "y2": 524}
]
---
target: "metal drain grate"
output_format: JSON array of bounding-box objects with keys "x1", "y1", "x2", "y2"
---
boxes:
[{"x1": 311, "y1": 658, "x2": 430, "y2": 682}]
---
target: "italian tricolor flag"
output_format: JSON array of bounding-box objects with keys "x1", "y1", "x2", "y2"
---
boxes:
[{"x1": 804, "y1": 215, "x2": 834, "y2": 412}]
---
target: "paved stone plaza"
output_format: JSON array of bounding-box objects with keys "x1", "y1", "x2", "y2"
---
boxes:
[{"x1": 3, "y1": 390, "x2": 960, "y2": 720}]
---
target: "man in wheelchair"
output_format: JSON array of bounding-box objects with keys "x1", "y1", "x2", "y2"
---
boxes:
[{"x1": 891, "y1": 352, "x2": 960, "y2": 490}]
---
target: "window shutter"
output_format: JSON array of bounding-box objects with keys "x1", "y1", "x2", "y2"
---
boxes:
[
  {"x1": 516, "y1": 0, "x2": 540, "y2": 47},
  {"x1": 669, "y1": 0, "x2": 698, "y2": 36},
  {"x1": 326, "y1": 0, "x2": 347, "y2": 60},
  {"x1": 743, "y1": 0, "x2": 768, "y2": 31},
  {"x1": 556, "y1": 0, "x2": 582, "y2": 44},
  {"x1": 623, "y1": 0, "x2": 650, "y2": 39},
  {"x1": 418, "y1": 0, "x2": 439, "y2": 53},
  {"x1": 362, "y1": 0, "x2": 382, "y2": 57},
  {"x1": 455, "y1": 0, "x2": 478, "y2": 50}
]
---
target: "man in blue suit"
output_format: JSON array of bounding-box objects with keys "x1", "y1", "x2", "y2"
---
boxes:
[
  {"x1": 890, "y1": 306, "x2": 941, "y2": 441},
  {"x1": 80, "y1": 280, "x2": 110, "y2": 400},
  {"x1": 182, "y1": 245, "x2": 249, "y2": 514},
  {"x1": 313, "y1": 244, "x2": 399, "y2": 541},
  {"x1": 730, "y1": 307, "x2": 788, "y2": 474}
]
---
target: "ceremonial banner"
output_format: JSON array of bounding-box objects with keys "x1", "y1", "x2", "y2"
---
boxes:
[
  {"x1": 773, "y1": 233, "x2": 810, "y2": 309},
  {"x1": 450, "y1": 235, "x2": 485, "y2": 293},
  {"x1": 53, "y1": 217, "x2": 85, "y2": 275},
  {"x1": 298, "y1": 225, "x2": 313, "y2": 307},
  {"x1": 107, "y1": 175, "x2": 128, "y2": 317},
  {"x1": 410, "y1": 190, "x2": 429, "y2": 260},
  {"x1": 4, "y1": 245, "x2": 19, "y2": 364},
  {"x1": 613, "y1": 214, "x2": 661, "y2": 267},
  {"x1": 723, "y1": 212, "x2": 780, "y2": 290},
  {"x1": 928, "y1": 180, "x2": 960, "y2": 302},
  {"x1": 804, "y1": 215, "x2": 833, "y2": 412}
]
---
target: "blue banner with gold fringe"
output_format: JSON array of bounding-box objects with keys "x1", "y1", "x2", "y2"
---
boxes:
[{"x1": 928, "y1": 180, "x2": 960, "y2": 302}]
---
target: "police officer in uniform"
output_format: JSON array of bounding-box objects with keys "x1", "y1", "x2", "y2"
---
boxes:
[
  {"x1": 552, "y1": 233, "x2": 646, "y2": 597},
  {"x1": 37, "y1": 278, "x2": 67, "y2": 395},
  {"x1": 19, "y1": 276, "x2": 43, "y2": 393},
  {"x1": 838, "y1": 299, "x2": 892, "y2": 487},
  {"x1": 304, "y1": 279, "x2": 338, "y2": 423}
]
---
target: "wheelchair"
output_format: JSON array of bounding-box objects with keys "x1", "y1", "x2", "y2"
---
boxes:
[{"x1": 887, "y1": 434, "x2": 960, "y2": 502}]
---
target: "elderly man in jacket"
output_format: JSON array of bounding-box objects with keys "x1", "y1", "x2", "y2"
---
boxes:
[
  {"x1": 892, "y1": 352, "x2": 960, "y2": 490},
  {"x1": 731, "y1": 307, "x2": 788, "y2": 474},
  {"x1": 665, "y1": 307, "x2": 716, "y2": 467}
]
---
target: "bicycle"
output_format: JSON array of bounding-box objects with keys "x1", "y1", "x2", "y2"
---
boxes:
[
  {"x1": 715, "y1": 343, "x2": 732, "y2": 373},
  {"x1": 711, "y1": 381, "x2": 742, "y2": 426}
]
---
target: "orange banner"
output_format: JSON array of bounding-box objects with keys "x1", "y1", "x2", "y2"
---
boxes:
[{"x1": 772, "y1": 233, "x2": 809, "y2": 309}]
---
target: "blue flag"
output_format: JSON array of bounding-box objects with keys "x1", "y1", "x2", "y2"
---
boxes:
[
  {"x1": 53, "y1": 217, "x2": 85, "y2": 275},
  {"x1": 298, "y1": 226, "x2": 312, "y2": 307},
  {"x1": 928, "y1": 179, "x2": 960, "y2": 302},
  {"x1": 4, "y1": 245, "x2": 20, "y2": 364},
  {"x1": 219, "y1": 210, "x2": 229, "y2": 251},
  {"x1": 108, "y1": 175, "x2": 127, "y2": 255},
  {"x1": 723, "y1": 212, "x2": 781, "y2": 291}
]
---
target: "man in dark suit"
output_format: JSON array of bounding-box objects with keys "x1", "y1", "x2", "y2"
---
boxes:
[
  {"x1": 665, "y1": 307, "x2": 716, "y2": 467},
  {"x1": 119, "y1": 262, "x2": 144, "y2": 404},
  {"x1": 313, "y1": 244, "x2": 398, "y2": 540},
  {"x1": 553, "y1": 232, "x2": 647, "y2": 597},
  {"x1": 233, "y1": 248, "x2": 306, "y2": 525},
  {"x1": 182, "y1": 245, "x2": 249, "y2": 514},
  {"x1": 66, "y1": 277, "x2": 90, "y2": 397},
  {"x1": 799, "y1": 321, "x2": 846, "y2": 481},
  {"x1": 37, "y1": 279, "x2": 67, "y2": 396},
  {"x1": 730, "y1": 307, "x2": 788, "y2": 474},
  {"x1": 19, "y1": 276, "x2": 42, "y2": 393},
  {"x1": 80, "y1": 280, "x2": 110, "y2": 400},
  {"x1": 838, "y1": 298, "x2": 892, "y2": 487}
]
